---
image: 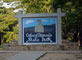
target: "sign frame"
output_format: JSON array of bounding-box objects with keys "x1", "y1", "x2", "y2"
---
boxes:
[
  {"x1": 23, "y1": 17, "x2": 58, "y2": 45},
  {"x1": 15, "y1": 8, "x2": 65, "y2": 45}
]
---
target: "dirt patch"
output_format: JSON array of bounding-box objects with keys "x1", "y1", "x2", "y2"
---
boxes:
[{"x1": 39, "y1": 53, "x2": 82, "y2": 60}]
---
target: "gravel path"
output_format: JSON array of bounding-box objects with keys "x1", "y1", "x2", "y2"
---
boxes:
[
  {"x1": 39, "y1": 53, "x2": 82, "y2": 60},
  {"x1": 0, "y1": 52, "x2": 19, "y2": 60}
]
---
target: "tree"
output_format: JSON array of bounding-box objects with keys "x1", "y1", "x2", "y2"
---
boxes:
[
  {"x1": 21, "y1": 0, "x2": 54, "y2": 13},
  {"x1": 0, "y1": 0, "x2": 82, "y2": 46},
  {"x1": 0, "y1": 8, "x2": 18, "y2": 44},
  {"x1": 21, "y1": 0, "x2": 82, "y2": 46}
]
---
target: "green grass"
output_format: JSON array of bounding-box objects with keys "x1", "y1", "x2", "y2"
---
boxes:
[
  {"x1": 0, "y1": 45, "x2": 3, "y2": 50},
  {"x1": 79, "y1": 47, "x2": 82, "y2": 50}
]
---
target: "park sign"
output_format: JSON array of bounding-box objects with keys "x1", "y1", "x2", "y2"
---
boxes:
[
  {"x1": 23, "y1": 18, "x2": 57, "y2": 45},
  {"x1": 15, "y1": 8, "x2": 65, "y2": 45}
]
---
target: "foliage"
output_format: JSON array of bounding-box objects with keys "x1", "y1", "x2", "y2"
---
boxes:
[
  {"x1": 21, "y1": 0, "x2": 82, "y2": 39},
  {"x1": 0, "y1": 8, "x2": 18, "y2": 44},
  {"x1": 0, "y1": 45, "x2": 3, "y2": 50},
  {"x1": 0, "y1": 0, "x2": 82, "y2": 44},
  {"x1": 4, "y1": 0, "x2": 20, "y2": 2},
  {"x1": 13, "y1": 26, "x2": 18, "y2": 40},
  {"x1": 22, "y1": 0, "x2": 55, "y2": 13}
]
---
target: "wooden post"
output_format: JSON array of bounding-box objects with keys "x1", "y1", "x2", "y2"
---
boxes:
[{"x1": 57, "y1": 8, "x2": 65, "y2": 45}]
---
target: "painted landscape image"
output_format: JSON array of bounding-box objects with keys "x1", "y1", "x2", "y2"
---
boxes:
[
  {"x1": 23, "y1": 18, "x2": 57, "y2": 44},
  {"x1": 23, "y1": 18, "x2": 56, "y2": 33}
]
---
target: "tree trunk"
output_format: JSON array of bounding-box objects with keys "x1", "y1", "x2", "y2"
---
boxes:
[
  {"x1": 78, "y1": 21, "x2": 82, "y2": 47},
  {"x1": 0, "y1": 34, "x2": 1, "y2": 45},
  {"x1": 79, "y1": 29, "x2": 82, "y2": 47}
]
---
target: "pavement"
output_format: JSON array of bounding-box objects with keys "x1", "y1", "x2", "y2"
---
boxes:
[
  {"x1": 6, "y1": 51, "x2": 46, "y2": 60},
  {"x1": 0, "y1": 51, "x2": 81, "y2": 60}
]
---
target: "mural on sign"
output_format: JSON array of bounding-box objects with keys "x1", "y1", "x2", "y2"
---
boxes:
[{"x1": 23, "y1": 18, "x2": 57, "y2": 44}]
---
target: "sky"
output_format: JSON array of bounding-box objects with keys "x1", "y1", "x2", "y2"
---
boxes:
[{"x1": 23, "y1": 18, "x2": 57, "y2": 28}]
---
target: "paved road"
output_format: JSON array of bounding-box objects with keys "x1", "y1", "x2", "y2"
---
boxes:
[
  {"x1": 7, "y1": 51, "x2": 46, "y2": 60},
  {"x1": 0, "y1": 51, "x2": 81, "y2": 60}
]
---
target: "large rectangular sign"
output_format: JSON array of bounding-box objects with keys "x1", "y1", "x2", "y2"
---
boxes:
[
  {"x1": 15, "y1": 8, "x2": 65, "y2": 45},
  {"x1": 23, "y1": 17, "x2": 57, "y2": 45}
]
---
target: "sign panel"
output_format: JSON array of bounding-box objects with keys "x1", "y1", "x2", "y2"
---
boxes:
[{"x1": 23, "y1": 17, "x2": 57, "y2": 45}]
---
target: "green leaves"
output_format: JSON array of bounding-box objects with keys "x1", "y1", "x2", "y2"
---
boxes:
[
  {"x1": 22, "y1": 0, "x2": 54, "y2": 13},
  {"x1": 0, "y1": 0, "x2": 81, "y2": 43},
  {"x1": 0, "y1": 8, "x2": 18, "y2": 43}
]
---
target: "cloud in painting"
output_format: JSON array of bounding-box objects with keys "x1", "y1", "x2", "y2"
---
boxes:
[
  {"x1": 42, "y1": 20, "x2": 47, "y2": 22},
  {"x1": 25, "y1": 20, "x2": 34, "y2": 24}
]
